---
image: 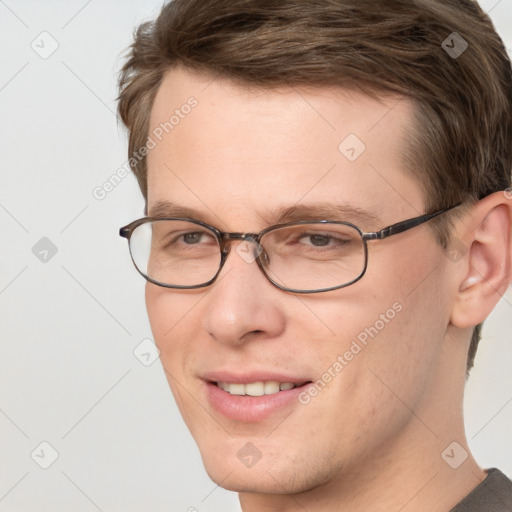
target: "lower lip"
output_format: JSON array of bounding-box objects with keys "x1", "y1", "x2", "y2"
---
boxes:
[{"x1": 205, "y1": 381, "x2": 311, "y2": 422}]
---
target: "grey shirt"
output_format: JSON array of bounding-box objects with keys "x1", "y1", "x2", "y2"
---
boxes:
[{"x1": 450, "y1": 469, "x2": 512, "y2": 511}]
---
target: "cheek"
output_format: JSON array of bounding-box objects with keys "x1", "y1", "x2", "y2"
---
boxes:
[
  {"x1": 302, "y1": 241, "x2": 448, "y2": 414},
  {"x1": 145, "y1": 284, "x2": 204, "y2": 370},
  {"x1": 352, "y1": 248, "x2": 448, "y2": 407},
  {"x1": 145, "y1": 284, "x2": 210, "y2": 428}
]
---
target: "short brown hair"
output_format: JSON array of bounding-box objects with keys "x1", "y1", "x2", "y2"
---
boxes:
[{"x1": 117, "y1": 0, "x2": 512, "y2": 373}]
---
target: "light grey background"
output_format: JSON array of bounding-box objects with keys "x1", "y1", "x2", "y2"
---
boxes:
[{"x1": 0, "y1": 1, "x2": 511, "y2": 511}]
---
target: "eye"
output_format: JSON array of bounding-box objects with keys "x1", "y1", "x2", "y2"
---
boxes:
[
  {"x1": 301, "y1": 234, "x2": 334, "y2": 247},
  {"x1": 182, "y1": 232, "x2": 210, "y2": 244},
  {"x1": 297, "y1": 232, "x2": 350, "y2": 248}
]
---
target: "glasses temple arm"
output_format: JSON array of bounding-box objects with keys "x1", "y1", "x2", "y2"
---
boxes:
[{"x1": 364, "y1": 203, "x2": 462, "y2": 240}]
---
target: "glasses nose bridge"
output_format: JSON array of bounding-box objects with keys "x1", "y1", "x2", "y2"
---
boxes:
[{"x1": 219, "y1": 231, "x2": 260, "y2": 251}]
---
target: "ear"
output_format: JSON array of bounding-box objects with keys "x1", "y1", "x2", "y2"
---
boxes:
[{"x1": 450, "y1": 191, "x2": 512, "y2": 329}]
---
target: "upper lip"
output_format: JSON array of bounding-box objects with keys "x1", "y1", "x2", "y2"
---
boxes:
[{"x1": 202, "y1": 370, "x2": 312, "y2": 385}]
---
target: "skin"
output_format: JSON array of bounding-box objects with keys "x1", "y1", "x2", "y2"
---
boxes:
[{"x1": 143, "y1": 66, "x2": 512, "y2": 511}]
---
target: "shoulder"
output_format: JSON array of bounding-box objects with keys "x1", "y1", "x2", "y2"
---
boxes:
[{"x1": 450, "y1": 468, "x2": 512, "y2": 512}]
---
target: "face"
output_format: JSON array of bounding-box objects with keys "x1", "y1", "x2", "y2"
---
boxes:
[{"x1": 144, "y1": 67, "x2": 454, "y2": 494}]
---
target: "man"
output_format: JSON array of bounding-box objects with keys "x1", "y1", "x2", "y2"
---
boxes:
[{"x1": 117, "y1": 0, "x2": 512, "y2": 510}]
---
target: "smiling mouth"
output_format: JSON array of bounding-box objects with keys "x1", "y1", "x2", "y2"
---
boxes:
[{"x1": 214, "y1": 380, "x2": 311, "y2": 396}]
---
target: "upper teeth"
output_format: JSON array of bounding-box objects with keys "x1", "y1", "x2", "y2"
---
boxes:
[{"x1": 217, "y1": 381, "x2": 296, "y2": 396}]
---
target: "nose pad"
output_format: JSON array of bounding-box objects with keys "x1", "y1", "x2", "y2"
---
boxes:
[{"x1": 259, "y1": 246, "x2": 270, "y2": 267}]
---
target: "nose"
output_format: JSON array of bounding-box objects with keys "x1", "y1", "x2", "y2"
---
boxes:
[{"x1": 201, "y1": 240, "x2": 286, "y2": 347}]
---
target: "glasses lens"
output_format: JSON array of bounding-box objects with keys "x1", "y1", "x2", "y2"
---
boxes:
[
  {"x1": 260, "y1": 223, "x2": 365, "y2": 292},
  {"x1": 129, "y1": 220, "x2": 221, "y2": 287}
]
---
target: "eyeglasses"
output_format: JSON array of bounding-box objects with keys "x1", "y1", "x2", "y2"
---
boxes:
[{"x1": 119, "y1": 204, "x2": 460, "y2": 294}]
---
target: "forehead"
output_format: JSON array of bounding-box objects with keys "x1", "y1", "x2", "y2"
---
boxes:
[{"x1": 146, "y1": 66, "x2": 423, "y2": 230}]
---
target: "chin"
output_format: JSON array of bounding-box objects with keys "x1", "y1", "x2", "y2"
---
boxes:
[
  {"x1": 196, "y1": 439, "x2": 330, "y2": 496},
  {"x1": 205, "y1": 467, "x2": 270, "y2": 493},
  {"x1": 203, "y1": 462, "x2": 291, "y2": 494},
  {"x1": 195, "y1": 439, "x2": 274, "y2": 491}
]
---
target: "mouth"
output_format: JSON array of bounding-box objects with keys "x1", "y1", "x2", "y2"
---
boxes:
[
  {"x1": 203, "y1": 375, "x2": 313, "y2": 422},
  {"x1": 214, "y1": 380, "x2": 308, "y2": 396}
]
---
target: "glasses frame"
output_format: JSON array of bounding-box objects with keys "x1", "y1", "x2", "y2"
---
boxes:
[{"x1": 119, "y1": 203, "x2": 461, "y2": 294}]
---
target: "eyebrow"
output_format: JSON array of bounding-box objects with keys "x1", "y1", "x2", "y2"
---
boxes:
[
  {"x1": 264, "y1": 203, "x2": 380, "y2": 227},
  {"x1": 148, "y1": 201, "x2": 212, "y2": 221},
  {"x1": 147, "y1": 200, "x2": 381, "y2": 229}
]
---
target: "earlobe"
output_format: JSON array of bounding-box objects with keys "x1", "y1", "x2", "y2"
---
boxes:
[{"x1": 450, "y1": 193, "x2": 512, "y2": 329}]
